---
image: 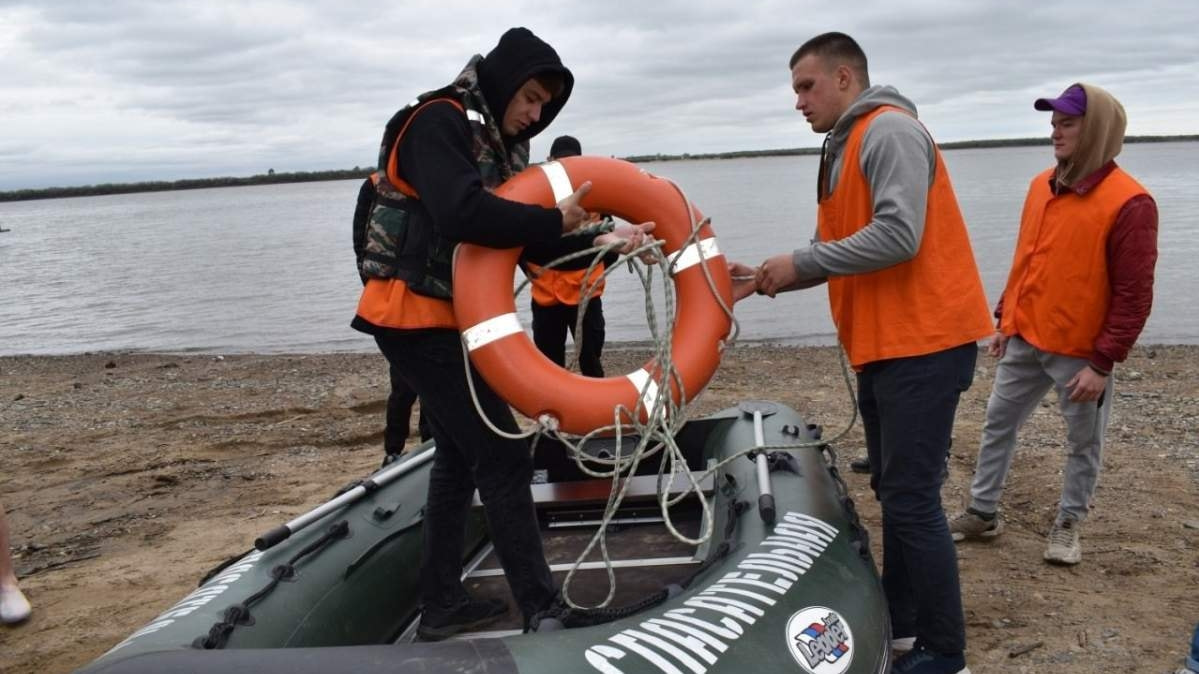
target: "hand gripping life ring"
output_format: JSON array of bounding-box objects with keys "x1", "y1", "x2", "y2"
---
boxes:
[{"x1": 453, "y1": 156, "x2": 733, "y2": 435}]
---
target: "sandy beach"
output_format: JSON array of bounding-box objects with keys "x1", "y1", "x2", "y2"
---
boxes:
[{"x1": 1, "y1": 344, "x2": 1196, "y2": 673}]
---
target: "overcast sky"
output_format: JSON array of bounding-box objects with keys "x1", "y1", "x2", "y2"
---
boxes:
[{"x1": 1, "y1": 0, "x2": 1196, "y2": 190}]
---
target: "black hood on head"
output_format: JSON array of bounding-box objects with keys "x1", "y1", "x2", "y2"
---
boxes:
[{"x1": 477, "y1": 27, "x2": 574, "y2": 143}]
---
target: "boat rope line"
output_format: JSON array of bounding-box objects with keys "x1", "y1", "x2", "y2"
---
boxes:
[
  {"x1": 823, "y1": 445, "x2": 875, "y2": 566},
  {"x1": 459, "y1": 176, "x2": 861, "y2": 613},
  {"x1": 344, "y1": 518, "x2": 424, "y2": 580},
  {"x1": 190, "y1": 520, "x2": 350, "y2": 650}
]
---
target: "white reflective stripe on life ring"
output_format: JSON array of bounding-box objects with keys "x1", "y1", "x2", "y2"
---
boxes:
[
  {"x1": 539, "y1": 162, "x2": 575, "y2": 203},
  {"x1": 462, "y1": 313, "x2": 523, "y2": 352},
  {"x1": 626, "y1": 368, "x2": 661, "y2": 413},
  {"x1": 668, "y1": 238, "x2": 722, "y2": 275}
]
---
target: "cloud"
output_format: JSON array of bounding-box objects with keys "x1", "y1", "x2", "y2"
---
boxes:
[{"x1": 0, "y1": 0, "x2": 1195, "y2": 189}]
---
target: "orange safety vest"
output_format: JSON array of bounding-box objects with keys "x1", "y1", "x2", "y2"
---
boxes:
[
  {"x1": 525, "y1": 263, "x2": 606, "y2": 307},
  {"x1": 998, "y1": 166, "x2": 1147, "y2": 358},
  {"x1": 817, "y1": 105, "x2": 992, "y2": 368},
  {"x1": 354, "y1": 99, "x2": 469, "y2": 330},
  {"x1": 356, "y1": 275, "x2": 458, "y2": 330}
]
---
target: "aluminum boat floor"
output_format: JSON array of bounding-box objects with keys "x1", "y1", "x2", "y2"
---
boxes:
[{"x1": 458, "y1": 516, "x2": 703, "y2": 633}]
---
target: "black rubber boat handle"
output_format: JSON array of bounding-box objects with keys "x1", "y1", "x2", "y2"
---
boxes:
[{"x1": 758, "y1": 493, "x2": 776, "y2": 524}]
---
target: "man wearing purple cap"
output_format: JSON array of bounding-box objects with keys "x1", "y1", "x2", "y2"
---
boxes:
[{"x1": 950, "y1": 84, "x2": 1158, "y2": 566}]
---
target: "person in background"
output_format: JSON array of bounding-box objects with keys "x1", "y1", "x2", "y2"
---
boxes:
[
  {"x1": 352, "y1": 171, "x2": 430, "y2": 466},
  {"x1": 949, "y1": 84, "x2": 1158, "y2": 566},
  {"x1": 524, "y1": 135, "x2": 615, "y2": 377},
  {"x1": 350, "y1": 27, "x2": 652, "y2": 640},
  {"x1": 0, "y1": 501, "x2": 32, "y2": 624},
  {"x1": 729, "y1": 32, "x2": 991, "y2": 674},
  {"x1": 847, "y1": 450, "x2": 873, "y2": 474}
]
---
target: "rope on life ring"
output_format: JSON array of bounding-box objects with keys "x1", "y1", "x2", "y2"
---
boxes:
[{"x1": 452, "y1": 156, "x2": 733, "y2": 435}]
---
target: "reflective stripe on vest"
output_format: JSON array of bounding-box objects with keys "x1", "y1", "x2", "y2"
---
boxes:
[
  {"x1": 817, "y1": 105, "x2": 992, "y2": 368},
  {"x1": 999, "y1": 166, "x2": 1147, "y2": 358}
]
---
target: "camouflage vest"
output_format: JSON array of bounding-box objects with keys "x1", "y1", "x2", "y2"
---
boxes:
[{"x1": 360, "y1": 55, "x2": 530, "y2": 299}]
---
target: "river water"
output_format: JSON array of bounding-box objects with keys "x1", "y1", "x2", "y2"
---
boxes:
[{"x1": 0, "y1": 142, "x2": 1193, "y2": 355}]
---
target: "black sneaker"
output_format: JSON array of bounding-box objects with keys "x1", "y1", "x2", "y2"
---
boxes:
[
  {"x1": 892, "y1": 646, "x2": 971, "y2": 673},
  {"x1": 525, "y1": 592, "x2": 569, "y2": 633},
  {"x1": 417, "y1": 597, "x2": 508, "y2": 641},
  {"x1": 849, "y1": 456, "x2": 871, "y2": 474}
]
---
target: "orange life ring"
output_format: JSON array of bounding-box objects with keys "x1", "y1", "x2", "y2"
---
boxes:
[{"x1": 453, "y1": 156, "x2": 733, "y2": 435}]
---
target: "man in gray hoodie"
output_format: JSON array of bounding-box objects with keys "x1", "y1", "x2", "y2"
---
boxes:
[
  {"x1": 949, "y1": 84, "x2": 1157, "y2": 566},
  {"x1": 730, "y1": 32, "x2": 990, "y2": 674}
]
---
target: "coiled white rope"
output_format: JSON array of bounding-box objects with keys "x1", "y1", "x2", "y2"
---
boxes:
[{"x1": 459, "y1": 177, "x2": 859, "y2": 611}]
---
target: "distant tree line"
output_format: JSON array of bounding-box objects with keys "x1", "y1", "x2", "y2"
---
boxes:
[
  {"x1": 2, "y1": 134, "x2": 1195, "y2": 202},
  {"x1": 0, "y1": 167, "x2": 374, "y2": 203},
  {"x1": 624, "y1": 134, "x2": 1199, "y2": 163}
]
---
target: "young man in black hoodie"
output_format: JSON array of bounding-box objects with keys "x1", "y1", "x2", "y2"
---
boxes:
[{"x1": 352, "y1": 28, "x2": 651, "y2": 640}]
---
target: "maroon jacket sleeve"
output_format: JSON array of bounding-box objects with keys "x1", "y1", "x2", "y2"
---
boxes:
[{"x1": 1090, "y1": 194, "x2": 1158, "y2": 373}]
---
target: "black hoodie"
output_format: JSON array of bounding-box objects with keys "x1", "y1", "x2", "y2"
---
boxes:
[
  {"x1": 394, "y1": 28, "x2": 573, "y2": 251},
  {"x1": 477, "y1": 27, "x2": 575, "y2": 144}
]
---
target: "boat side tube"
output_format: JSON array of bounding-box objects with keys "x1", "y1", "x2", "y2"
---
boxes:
[
  {"x1": 78, "y1": 442, "x2": 491, "y2": 671},
  {"x1": 77, "y1": 403, "x2": 888, "y2": 674},
  {"x1": 499, "y1": 402, "x2": 890, "y2": 674}
]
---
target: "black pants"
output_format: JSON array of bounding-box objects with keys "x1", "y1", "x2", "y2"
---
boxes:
[
  {"x1": 373, "y1": 331, "x2": 555, "y2": 621},
  {"x1": 859, "y1": 342, "x2": 976, "y2": 656},
  {"x1": 530, "y1": 298, "x2": 605, "y2": 377},
  {"x1": 384, "y1": 360, "x2": 430, "y2": 455}
]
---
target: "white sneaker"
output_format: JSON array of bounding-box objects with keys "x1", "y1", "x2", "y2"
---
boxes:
[
  {"x1": 0, "y1": 585, "x2": 31, "y2": 623},
  {"x1": 1044, "y1": 516, "x2": 1082, "y2": 565}
]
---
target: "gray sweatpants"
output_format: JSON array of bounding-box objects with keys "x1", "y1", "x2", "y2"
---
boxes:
[{"x1": 968, "y1": 336, "x2": 1113, "y2": 523}]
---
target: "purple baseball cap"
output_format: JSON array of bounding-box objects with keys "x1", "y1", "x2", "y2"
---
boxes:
[{"x1": 1034, "y1": 84, "x2": 1087, "y2": 115}]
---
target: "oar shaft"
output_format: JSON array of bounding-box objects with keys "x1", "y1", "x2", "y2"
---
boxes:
[
  {"x1": 753, "y1": 411, "x2": 775, "y2": 524},
  {"x1": 255, "y1": 446, "x2": 436, "y2": 550}
]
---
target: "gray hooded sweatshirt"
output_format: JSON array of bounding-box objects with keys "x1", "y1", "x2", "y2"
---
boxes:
[{"x1": 792, "y1": 85, "x2": 939, "y2": 282}]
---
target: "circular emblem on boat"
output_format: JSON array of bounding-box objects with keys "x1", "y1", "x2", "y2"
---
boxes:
[{"x1": 785, "y1": 606, "x2": 854, "y2": 674}]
